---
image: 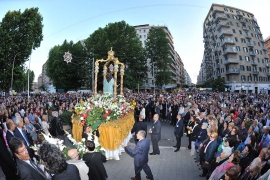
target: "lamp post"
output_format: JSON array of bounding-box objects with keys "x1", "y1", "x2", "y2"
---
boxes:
[{"x1": 11, "y1": 52, "x2": 20, "y2": 93}]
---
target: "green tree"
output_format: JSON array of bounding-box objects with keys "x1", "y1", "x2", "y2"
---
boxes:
[
  {"x1": 46, "y1": 40, "x2": 89, "y2": 91},
  {"x1": 145, "y1": 27, "x2": 172, "y2": 87},
  {"x1": 0, "y1": 7, "x2": 43, "y2": 92},
  {"x1": 84, "y1": 21, "x2": 147, "y2": 89},
  {"x1": 12, "y1": 68, "x2": 35, "y2": 92}
]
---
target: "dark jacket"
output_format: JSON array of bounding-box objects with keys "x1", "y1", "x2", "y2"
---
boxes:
[
  {"x1": 49, "y1": 117, "x2": 65, "y2": 137},
  {"x1": 190, "y1": 124, "x2": 200, "y2": 141},
  {"x1": 197, "y1": 129, "x2": 207, "y2": 142},
  {"x1": 6, "y1": 130, "x2": 15, "y2": 146},
  {"x1": 204, "y1": 140, "x2": 218, "y2": 162},
  {"x1": 151, "y1": 120, "x2": 161, "y2": 142},
  {"x1": 83, "y1": 152, "x2": 107, "y2": 180},
  {"x1": 174, "y1": 118, "x2": 184, "y2": 137},
  {"x1": 131, "y1": 121, "x2": 147, "y2": 136},
  {"x1": 14, "y1": 127, "x2": 32, "y2": 146},
  {"x1": 125, "y1": 138, "x2": 150, "y2": 167},
  {"x1": 16, "y1": 158, "x2": 48, "y2": 180},
  {"x1": 52, "y1": 164, "x2": 80, "y2": 180}
]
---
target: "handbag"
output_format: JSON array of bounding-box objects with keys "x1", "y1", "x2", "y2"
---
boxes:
[
  {"x1": 195, "y1": 140, "x2": 201, "y2": 148},
  {"x1": 202, "y1": 162, "x2": 210, "y2": 170}
]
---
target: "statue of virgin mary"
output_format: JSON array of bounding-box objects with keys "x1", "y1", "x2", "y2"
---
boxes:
[{"x1": 104, "y1": 72, "x2": 114, "y2": 94}]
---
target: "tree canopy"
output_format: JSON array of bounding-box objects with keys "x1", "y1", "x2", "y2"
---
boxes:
[
  {"x1": 145, "y1": 27, "x2": 172, "y2": 87},
  {"x1": 46, "y1": 40, "x2": 89, "y2": 91},
  {"x1": 84, "y1": 21, "x2": 147, "y2": 89},
  {"x1": 0, "y1": 7, "x2": 43, "y2": 92}
]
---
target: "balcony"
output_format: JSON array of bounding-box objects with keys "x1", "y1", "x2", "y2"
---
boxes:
[
  {"x1": 212, "y1": 9, "x2": 224, "y2": 16},
  {"x1": 209, "y1": 33, "x2": 214, "y2": 38},
  {"x1": 252, "y1": 70, "x2": 259, "y2": 74},
  {"x1": 216, "y1": 64, "x2": 220, "y2": 68},
  {"x1": 266, "y1": 72, "x2": 270, "y2": 76},
  {"x1": 247, "y1": 42, "x2": 255, "y2": 47},
  {"x1": 240, "y1": 19, "x2": 246, "y2": 24},
  {"x1": 264, "y1": 54, "x2": 269, "y2": 58},
  {"x1": 216, "y1": 72, "x2": 221, "y2": 76},
  {"x1": 251, "y1": 61, "x2": 258, "y2": 65},
  {"x1": 207, "y1": 26, "x2": 212, "y2": 31},
  {"x1": 210, "y1": 40, "x2": 216, "y2": 45},
  {"x1": 262, "y1": 46, "x2": 267, "y2": 50},
  {"x1": 260, "y1": 38, "x2": 264, "y2": 42},
  {"x1": 216, "y1": 22, "x2": 230, "y2": 31},
  {"x1": 223, "y1": 58, "x2": 239, "y2": 65},
  {"x1": 203, "y1": 39, "x2": 209, "y2": 43},
  {"x1": 266, "y1": 63, "x2": 270, "y2": 68},
  {"x1": 214, "y1": 14, "x2": 227, "y2": 22},
  {"x1": 258, "y1": 31, "x2": 262, "y2": 35},
  {"x1": 212, "y1": 47, "x2": 219, "y2": 53},
  {"x1": 242, "y1": 26, "x2": 249, "y2": 31},
  {"x1": 226, "y1": 69, "x2": 240, "y2": 74},
  {"x1": 249, "y1": 51, "x2": 256, "y2": 56},
  {"x1": 213, "y1": 56, "x2": 219, "y2": 61},
  {"x1": 220, "y1": 39, "x2": 235, "y2": 46},
  {"x1": 236, "y1": 12, "x2": 243, "y2": 17},
  {"x1": 245, "y1": 34, "x2": 251, "y2": 39},
  {"x1": 222, "y1": 48, "x2": 238, "y2": 56},
  {"x1": 218, "y1": 30, "x2": 233, "y2": 38}
]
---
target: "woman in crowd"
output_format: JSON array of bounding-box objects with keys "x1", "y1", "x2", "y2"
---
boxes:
[
  {"x1": 186, "y1": 114, "x2": 195, "y2": 150},
  {"x1": 239, "y1": 144, "x2": 255, "y2": 175},
  {"x1": 82, "y1": 124, "x2": 92, "y2": 140},
  {"x1": 83, "y1": 140, "x2": 108, "y2": 180},
  {"x1": 224, "y1": 166, "x2": 241, "y2": 180},
  {"x1": 222, "y1": 121, "x2": 230, "y2": 138},
  {"x1": 38, "y1": 142, "x2": 80, "y2": 180},
  {"x1": 190, "y1": 118, "x2": 200, "y2": 156},
  {"x1": 240, "y1": 157, "x2": 262, "y2": 180},
  {"x1": 209, "y1": 150, "x2": 241, "y2": 180},
  {"x1": 41, "y1": 114, "x2": 50, "y2": 135},
  {"x1": 195, "y1": 122, "x2": 208, "y2": 162},
  {"x1": 200, "y1": 132, "x2": 218, "y2": 177}
]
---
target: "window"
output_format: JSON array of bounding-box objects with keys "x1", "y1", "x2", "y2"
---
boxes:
[
  {"x1": 240, "y1": 65, "x2": 245, "y2": 71},
  {"x1": 139, "y1": 35, "x2": 142, "y2": 38},
  {"x1": 253, "y1": 27, "x2": 256, "y2": 31},
  {"x1": 230, "y1": 9, "x2": 234, "y2": 13},
  {"x1": 245, "y1": 56, "x2": 250, "y2": 61},
  {"x1": 259, "y1": 67, "x2": 262, "y2": 72},
  {"x1": 232, "y1": 29, "x2": 236, "y2": 33},
  {"x1": 253, "y1": 41, "x2": 256, "y2": 45},
  {"x1": 243, "y1": 47, "x2": 248, "y2": 52},
  {"x1": 236, "y1": 11, "x2": 240, "y2": 15},
  {"x1": 258, "y1": 42, "x2": 260, "y2": 46},
  {"x1": 236, "y1": 22, "x2": 240, "y2": 27},
  {"x1": 227, "y1": 14, "x2": 230, "y2": 18},
  {"x1": 144, "y1": 35, "x2": 146, "y2": 38},
  {"x1": 248, "y1": 26, "x2": 251, "y2": 30},
  {"x1": 247, "y1": 14, "x2": 250, "y2": 18},
  {"x1": 248, "y1": 76, "x2": 252, "y2": 81},
  {"x1": 262, "y1": 59, "x2": 265, "y2": 63},
  {"x1": 260, "y1": 50, "x2": 262, "y2": 55},
  {"x1": 255, "y1": 34, "x2": 258, "y2": 38},
  {"x1": 254, "y1": 49, "x2": 258, "y2": 54},
  {"x1": 257, "y1": 58, "x2": 260, "y2": 63},
  {"x1": 236, "y1": 46, "x2": 240, "y2": 51},
  {"x1": 233, "y1": 16, "x2": 237, "y2": 19},
  {"x1": 144, "y1": 29, "x2": 146, "y2": 33},
  {"x1": 242, "y1": 12, "x2": 245, "y2": 16},
  {"x1": 239, "y1": 30, "x2": 242, "y2": 34},
  {"x1": 239, "y1": 55, "x2": 242, "y2": 60},
  {"x1": 241, "y1": 75, "x2": 246, "y2": 81},
  {"x1": 241, "y1": 38, "x2": 246, "y2": 43},
  {"x1": 251, "y1": 33, "x2": 254, "y2": 37},
  {"x1": 224, "y1": 8, "x2": 228, "y2": 12},
  {"x1": 230, "y1": 21, "x2": 233, "y2": 26},
  {"x1": 235, "y1": 37, "x2": 238, "y2": 42}
]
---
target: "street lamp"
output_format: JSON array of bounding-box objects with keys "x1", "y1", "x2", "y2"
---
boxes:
[
  {"x1": 241, "y1": 80, "x2": 244, "y2": 93},
  {"x1": 11, "y1": 52, "x2": 20, "y2": 92}
]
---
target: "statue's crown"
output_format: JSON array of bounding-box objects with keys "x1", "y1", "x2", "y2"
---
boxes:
[{"x1": 108, "y1": 47, "x2": 114, "y2": 57}]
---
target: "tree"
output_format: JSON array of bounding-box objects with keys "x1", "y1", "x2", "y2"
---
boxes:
[
  {"x1": 46, "y1": 40, "x2": 89, "y2": 91},
  {"x1": 145, "y1": 27, "x2": 172, "y2": 87},
  {"x1": 0, "y1": 7, "x2": 43, "y2": 92},
  {"x1": 12, "y1": 68, "x2": 35, "y2": 92},
  {"x1": 84, "y1": 21, "x2": 147, "y2": 89},
  {"x1": 198, "y1": 77, "x2": 228, "y2": 92}
]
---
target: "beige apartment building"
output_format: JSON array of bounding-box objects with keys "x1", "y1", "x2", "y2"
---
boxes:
[
  {"x1": 199, "y1": 4, "x2": 269, "y2": 94},
  {"x1": 134, "y1": 24, "x2": 186, "y2": 89}
]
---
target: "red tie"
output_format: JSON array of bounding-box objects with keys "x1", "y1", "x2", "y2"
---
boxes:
[{"x1": 258, "y1": 136, "x2": 266, "y2": 153}]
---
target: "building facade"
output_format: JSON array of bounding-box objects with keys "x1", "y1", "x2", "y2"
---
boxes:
[
  {"x1": 265, "y1": 36, "x2": 270, "y2": 60},
  {"x1": 134, "y1": 24, "x2": 186, "y2": 89},
  {"x1": 198, "y1": 4, "x2": 269, "y2": 94},
  {"x1": 184, "y1": 69, "x2": 192, "y2": 86}
]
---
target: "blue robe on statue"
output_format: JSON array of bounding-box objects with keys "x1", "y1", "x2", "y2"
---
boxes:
[{"x1": 104, "y1": 78, "x2": 114, "y2": 94}]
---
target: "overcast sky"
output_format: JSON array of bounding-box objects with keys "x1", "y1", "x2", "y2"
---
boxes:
[{"x1": 1, "y1": 0, "x2": 270, "y2": 85}]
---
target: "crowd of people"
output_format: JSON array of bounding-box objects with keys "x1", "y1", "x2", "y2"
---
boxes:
[
  {"x1": 132, "y1": 91, "x2": 270, "y2": 180},
  {"x1": 0, "y1": 91, "x2": 270, "y2": 180}
]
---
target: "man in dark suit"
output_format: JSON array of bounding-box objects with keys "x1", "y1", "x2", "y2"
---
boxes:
[
  {"x1": 149, "y1": 114, "x2": 161, "y2": 155},
  {"x1": 123, "y1": 130, "x2": 154, "y2": 180},
  {"x1": 0, "y1": 128, "x2": 19, "y2": 180},
  {"x1": 13, "y1": 116, "x2": 32, "y2": 147},
  {"x1": 131, "y1": 115, "x2": 147, "y2": 144},
  {"x1": 9, "y1": 137, "x2": 48, "y2": 180},
  {"x1": 173, "y1": 114, "x2": 184, "y2": 152},
  {"x1": 6, "y1": 120, "x2": 16, "y2": 146}
]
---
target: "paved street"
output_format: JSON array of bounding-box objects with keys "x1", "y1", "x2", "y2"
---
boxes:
[{"x1": 104, "y1": 121, "x2": 202, "y2": 180}]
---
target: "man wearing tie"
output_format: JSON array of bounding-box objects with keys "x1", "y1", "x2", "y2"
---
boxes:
[
  {"x1": 131, "y1": 115, "x2": 147, "y2": 144},
  {"x1": 149, "y1": 114, "x2": 161, "y2": 155},
  {"x1": 174, "y1": 114, "x2": 183, "y2": 152},
  {"x1": 13, "y1": 116, "x2": 32, "y2": 147},
  {"x1": 9, "y1": 137, "x2": 48, "y2": 180},
  {"x1": 122, "y1": 130, "x2": 154, "y2": 180}
]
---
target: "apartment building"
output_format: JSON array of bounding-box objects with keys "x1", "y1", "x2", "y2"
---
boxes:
[
  {"x1": 184, "y1": 69, "x2": 192, "y2": 86},
  {"x1": 134, "y1": 24, "x2": 185, "y2": 89},
  {"x1": 199, "y1": 4, "x2": 269, "y2": 94},
  {"x1": 265, "y1": 36, "x2": 270, "y2": 59}
]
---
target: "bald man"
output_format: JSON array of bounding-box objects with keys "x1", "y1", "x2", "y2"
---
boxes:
[{"x1": 67, "y1": 149, "x2": 89, "y2": 180}]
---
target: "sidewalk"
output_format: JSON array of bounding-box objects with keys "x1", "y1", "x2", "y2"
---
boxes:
[{"x1": 104, "y1": 121, "x2": 202, "y2": 180}]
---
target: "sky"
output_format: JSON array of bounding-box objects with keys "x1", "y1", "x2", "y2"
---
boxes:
[{"x1": 1, "y1": 0, "x2": 270, "y2": 85}]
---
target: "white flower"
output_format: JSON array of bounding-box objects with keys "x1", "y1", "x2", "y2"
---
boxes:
[
  {"x1": 82, "y1": 138, "x2": 85, "y2": 142},
  {"x1": 80, "y1": 117, "x2": 84, "y2": 120}
]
